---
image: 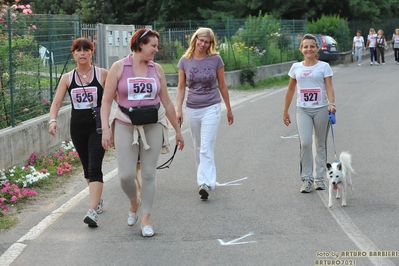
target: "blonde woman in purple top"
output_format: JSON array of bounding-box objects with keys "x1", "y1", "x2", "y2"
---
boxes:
[
  {"x1": 176, "y1": 27, "x2": 234, "y2": 201},
  {"x1": 101, "y1": 28, "x2": 184, "y2": 237}
]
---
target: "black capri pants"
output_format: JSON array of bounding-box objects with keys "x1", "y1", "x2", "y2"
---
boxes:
[{"x1": 70, "y1": 118, "x2": 105, "y2": 183}]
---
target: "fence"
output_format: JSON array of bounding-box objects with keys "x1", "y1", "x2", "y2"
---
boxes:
[
  {"x1": 152, "y1": 19, "x2": 308, "y2": 70},
  {"x1": 0, "y1": 10, "x2": 81, "y2": 128},
  {"x1": 2, "y1": 15, "x2": 399, "y2": 130}
]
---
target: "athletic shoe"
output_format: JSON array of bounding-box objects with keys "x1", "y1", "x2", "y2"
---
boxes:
[
  {"x1": 198, "y1": 183, "x2": 210, "y2": 200},
  {"x1": 127, "y1": 197, "x2": 141, "y2": 226},
  {"x1": 370, "y1": 62, "x2": 373, "y2": 65},
  {"x1": 84, "y1": 209, "x2": 98, "y2": 227},
  {"x1": 141, "y1": 225, "x2": 155, "y2": 237},
  {"x1": 375, "y1": 63, "x2": 380, "y2": 66},
  {"x1": 357, "y1": 63, "x2": 361, "y2": 66},
  {"x1": 382, "y1": 63, "x2": 385, "y2": 65},
  {"x1": 300, "y1": 180, "x2": 313, "y2": 193},
  {"x1": 396, "y1": 62, "x2": 399, "y2": 65},
  {"x1": 314, "y1": 181, "x2": 326, "y2": 190},
  {"x1": 96, "y1": 197, "x2": 104, "y2": 214}
]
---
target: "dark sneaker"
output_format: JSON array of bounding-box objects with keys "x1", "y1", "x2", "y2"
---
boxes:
[
  {"x1": 198, "y1": 183, "x2": 210, "y2": 200},
  {"x1": 314, "y1": 181, "x2": 326, "y2": 190},
  {"x1": 84, "y1": 209, "x2": 98, "y2": 227},
  {"x1": 96, "y1": 197, "x2": 104, "y2": 214},
  {"x1": 300, "y1": 180, "x2": 313, "y2": 193}
]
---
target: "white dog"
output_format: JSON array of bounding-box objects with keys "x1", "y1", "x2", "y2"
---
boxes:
[{"x1": 326, "y1": 152, "x2": 355, "y2": 208}]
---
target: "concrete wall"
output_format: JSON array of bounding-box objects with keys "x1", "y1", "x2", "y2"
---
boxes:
[{"x1": 0, "y1": 106, "x2": 72, "y2": 170}]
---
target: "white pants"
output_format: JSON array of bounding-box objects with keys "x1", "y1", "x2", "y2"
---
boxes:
[{"x1": 186, "y1": 103, "x2": 221, "y2": 190}]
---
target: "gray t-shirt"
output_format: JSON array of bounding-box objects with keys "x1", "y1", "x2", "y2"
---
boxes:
[{"x1": 177, "y1": 54, "x2": 224, "y2": 108}]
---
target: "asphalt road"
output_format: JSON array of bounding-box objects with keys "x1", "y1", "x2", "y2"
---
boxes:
[{"x1": 1, "y1": 55, "x2": 399, "y2": 266}]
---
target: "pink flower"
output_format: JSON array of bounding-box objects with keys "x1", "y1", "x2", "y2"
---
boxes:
[
  {"x1": 32, "y1": 24, "x2": 36, "y2": 29},
  {"x1": 23, "y1": 108, "x2": 29, "y2": 112},
  {"x1": 1, "y1": 205, "x2": 8, "y2": 211},
  {"x1": 56, "y1": 167, "x2": 63, "y2": 175},
  {"x1": 11, "y1": 195, "x2": 17, "y2": 202},
  {"x1": 41, "y1": 98, "x2": 48, "y2": 103},
  {"x1": 0, "y1": 198, "x2": 5, "y2": 203}
]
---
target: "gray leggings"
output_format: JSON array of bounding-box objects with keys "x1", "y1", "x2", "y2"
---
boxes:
[
  {"x1": 114, "y1": 122, "x2": 162, "y2": 214},
  {"x1": 296, "y1": 106, "x2": 329, "y2": 182}
]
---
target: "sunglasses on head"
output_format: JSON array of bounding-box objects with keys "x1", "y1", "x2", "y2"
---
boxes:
[{"x1": 140, "y1": 29, "x2": 151, "y2": 39}]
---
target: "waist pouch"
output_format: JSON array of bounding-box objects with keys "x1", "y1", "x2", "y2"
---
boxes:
[{"x1": 119, "y1": 103, "x2": 160, "y2": 125}]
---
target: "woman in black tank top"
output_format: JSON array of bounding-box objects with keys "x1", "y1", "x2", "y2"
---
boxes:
[{"x1": 48, "y1": 37, "x2": 108, "y2": 227}]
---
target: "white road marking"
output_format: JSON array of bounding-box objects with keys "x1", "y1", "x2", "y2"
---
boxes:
[
  {"x1": 0, "y1": 168, "x2": 118, "y2": 266},
  {"x1": 216, "y1": 177, "x2": 248, "y2": 186},
  {"x1": 218, "y1": 232, "x2": 257, "y2": 246},
  {"x1": 280, "y1": 134, "x2": 299, "y2": 139},
  {"x1": 317, "y1": 192, "x2": 395, "y2": 266}
]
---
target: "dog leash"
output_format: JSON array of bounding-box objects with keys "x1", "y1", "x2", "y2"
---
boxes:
[
  {"x1": 156, "y1": 123, "x2": 182, "y2": 170},
  {"x1": 329, "y1": 111, "x2": 339, "y2": 163}
]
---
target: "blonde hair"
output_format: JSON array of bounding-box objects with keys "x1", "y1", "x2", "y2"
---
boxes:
[{"x1": 182, "y1": 27, "x2": 219, "y2": 60}]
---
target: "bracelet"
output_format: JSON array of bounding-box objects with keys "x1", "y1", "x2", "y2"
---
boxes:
[
  {"x1": 48, "y1": 119, "x2": 57, "y2": 125},
  {"x1": 328, "y1": 103, "x2": 336, "y2": 107}
]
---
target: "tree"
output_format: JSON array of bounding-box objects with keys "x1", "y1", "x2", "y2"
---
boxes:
[{"x1": 30, "y1": 0, "x2": 79, "y2": 15}]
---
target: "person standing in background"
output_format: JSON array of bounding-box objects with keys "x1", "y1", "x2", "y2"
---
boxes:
[
  {"x1": 375, "y1": 29, "x2": 387, "y2": 66},
  {"x1": 283, "y1": 34, "x2": 336, "y2": 193},
  {"x1": 176, "y1": 27, "x2": 234, "y2": 201},
  {"x1": 392, "y1": 28, "x2": 399, "y2": 64},
  {"x1": 352, "y1": 30, "x2": 365, "y2": 66},
  {"x1": 48, "y1": 38, "x2": 108, "y2": 227},
  {"x1": 366, "y1": 28, "x2": 377, "y2": 65}
]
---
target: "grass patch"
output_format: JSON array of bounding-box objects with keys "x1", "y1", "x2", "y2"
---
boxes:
[
  {"x1": 159, "y1": 63, "x2": 178, "y2": 74},
  {"x1": 231, "y1": 74, "x2": 290, "y2": 91},
  {"x1": 0, "y1": 214, "x2": 18, "y2": 232}
]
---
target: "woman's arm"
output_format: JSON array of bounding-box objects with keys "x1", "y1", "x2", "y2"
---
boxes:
[
  {"x1": 100, "y1": 60, "x2": 122, "y2": 150},
  {"x1": 217, "y1": 66, "x2": 234, "y2": 125},
  {"x1": 156, "y1": 64, "x2": 184, "y2": 150},
  {"x1": 324, "y1": 76, "x2": 336, "y2": 114},
  {"x1": 176, "y1": 68, "x2": 186, "y2": 124},
  {"x1": 283, "y1": 77, "x2": 296, "y2": 126},
  {"x1": 48, "y1": 74, "x2": 69, "y2": 136}
]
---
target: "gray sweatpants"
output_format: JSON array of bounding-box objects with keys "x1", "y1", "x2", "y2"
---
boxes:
[
  {"x1": 114, "y1": 122, "x2": 162, "y2": 214},
  {"x1": 296, "y1": 106, "x2": 329, "y2": 182}
]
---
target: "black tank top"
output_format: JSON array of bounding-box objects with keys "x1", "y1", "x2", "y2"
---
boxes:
[{"x1": 67, "y1": 67, "x2": 104, "y2": 123}]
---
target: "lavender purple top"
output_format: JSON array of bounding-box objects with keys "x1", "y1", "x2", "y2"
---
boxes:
[{"x1": 177, "y1": 54, "x2": 224, "y2": 108}]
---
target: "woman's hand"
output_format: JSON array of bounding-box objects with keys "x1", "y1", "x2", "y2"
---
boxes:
[
  {"x1": 175, "y1": 131, "x2": 184, "y2": 150},
  {"x1": 101, "y1": 128, "x2": 113, "y2": 150},
  {"x1": 227, "y1": 110, "x2": 234, "y2": 125},
  {"x1": 283, "y1": 113, "x2": 291, "y2": 126},
  {"x1": 48, "y1": 122, "x2": 58, "y2": 136},
  {"x1": 176, "y1": 110, "x2": 183, "y2": 124},
  {"x1": 328, "y1": 104, "x2": 336, "y2": 114}
]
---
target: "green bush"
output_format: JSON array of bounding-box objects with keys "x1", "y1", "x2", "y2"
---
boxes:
[{"x1": 308, "y1": 15, "x2": 351, "y2": 52}]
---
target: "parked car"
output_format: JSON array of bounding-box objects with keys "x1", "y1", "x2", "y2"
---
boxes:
[{"x1": 313, "y1": 34, "x2": 340, "y2": 62}]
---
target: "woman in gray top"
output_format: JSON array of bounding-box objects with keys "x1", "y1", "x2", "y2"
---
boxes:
[{"x1": 176, "y1": 27, "x2": 234, "y2": 200}]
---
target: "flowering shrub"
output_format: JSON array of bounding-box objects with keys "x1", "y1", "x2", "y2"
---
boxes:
[{"x1": 0, "y1": 140, "x2": 80, "y2": 213}]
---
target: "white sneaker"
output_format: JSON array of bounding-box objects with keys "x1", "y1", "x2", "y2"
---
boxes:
[
  {"x1": 127, "y1": 197, "x2": 141, "y2": 226},
  {"x1": 300, "y1": 180, "x2": 313, "y2": 193},
  {"x1": 141, "y1": 225, "x2": 155, "y2": 237},
  {"x1": 96, "y1": 197, "x2": 104, "y2": 214},
  {"x1": 84, "y1": 209, "x2": 98, "y2": 227},
  {"x1": 370, "y1": 62, "x2": 373, "y2": 65},
  {"x1": 358, "y1": 63, "x2": 361, "y2": 66}
]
